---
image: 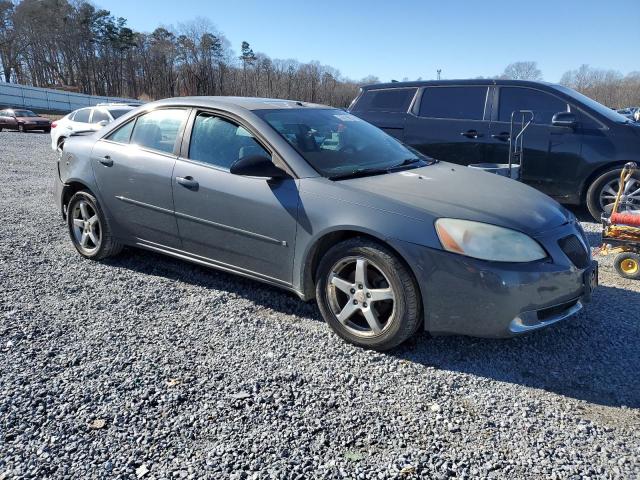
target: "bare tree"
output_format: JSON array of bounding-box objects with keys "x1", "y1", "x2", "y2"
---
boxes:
[
  {"x1": 560, "y1": 64, "x2": 640, "y2": 108},
  {"x1": 0, "y1": 0, "x2": 369, "y2": 107},
  {"x1": 501, "y1": 61, "x2": 543, "y2": 81}
]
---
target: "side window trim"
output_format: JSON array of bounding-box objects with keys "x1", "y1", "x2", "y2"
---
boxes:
[{"x1": 415, "y1": 85, "x2": 490, "y2": 121}]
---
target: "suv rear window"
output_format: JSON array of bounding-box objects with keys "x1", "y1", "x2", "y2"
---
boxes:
[
  {"x1": 419, "y1": 86, "x2": 488, "y2": 120},
  {"x1": 352, "y1": 88, "x2": 417, "y2": 113}
]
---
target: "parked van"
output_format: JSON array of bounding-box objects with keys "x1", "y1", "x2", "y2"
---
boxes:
[{"x1": 349, "y1": 80, "x2": 640, "y2": 219}]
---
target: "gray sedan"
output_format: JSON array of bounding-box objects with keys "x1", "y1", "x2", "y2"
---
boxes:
[{"x1": 53, "y1": 97, "x2": 597, "y2": 350}]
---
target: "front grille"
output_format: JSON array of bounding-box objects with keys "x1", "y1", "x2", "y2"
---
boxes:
[{"x1": 558, "y1": 234, "x2": 590, "y2": 268}]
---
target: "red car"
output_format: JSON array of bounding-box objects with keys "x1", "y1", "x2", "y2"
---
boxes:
[{"x1": 0, "y1": 108, "x2": 51, "y2": 133}]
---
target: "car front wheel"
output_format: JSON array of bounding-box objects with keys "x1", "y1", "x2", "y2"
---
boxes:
[
  {"x1": 67, "y1": 190, "x2": 122, "y2": 260},
  {"x1": 18, "y1": 124, "x2": 25, "y2": 133},
  {"x1": 586, "y1": 167, "x2": 640, "y2": 220},
  {"x1": 315, "y1": 238, "x2": 421, "y2": 351}
]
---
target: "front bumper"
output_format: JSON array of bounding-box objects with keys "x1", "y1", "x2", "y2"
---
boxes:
[{"x1": 390, "y1": 221, "x2": 595, "y2": 338}]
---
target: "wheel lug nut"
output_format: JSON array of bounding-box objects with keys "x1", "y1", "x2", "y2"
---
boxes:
[
  {"x1": 363, "y1": 302, "x2": 368, "y2": 308},
  {"x1": 352, "y1": 300, "x2": 358, "y2": 305},
  {"x1": 366, "y1": 292, "x2": 371, "y2": 298},
  {"x1": 350, "y1": 288, "x2": 355, "y2": 294},
  {"x1": 358, "y1": 284, "x2": 363, "y2": 289}
]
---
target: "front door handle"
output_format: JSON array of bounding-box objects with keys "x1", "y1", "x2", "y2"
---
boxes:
[
  {"x1": 460, "y1": 130, "x2": 482, "y2": 139},
  {"x1": 176, "y1": 176, "x2": 199, "y2": 190},
  {"x1": 491, "y1": 132, "x2": 510, "y2": 142},
  {"x1": 98, "y1": 155, "x2": 113, "y2": 167}
]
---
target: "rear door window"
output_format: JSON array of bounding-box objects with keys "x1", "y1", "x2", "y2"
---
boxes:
[
  {"x1": 130, "y1": 109, "x2": 188, "y2": 154},
  {"x1": 419, "y1": 86, "x2": 488, "y2": 120},
  {"x1": 352, "y1": 88, "x2": 417, "y2": 113},
  {"x1": 498, "y1": 87, "x2": 569, "y2": 124},
  {"x1": 73, "y1": 108, "x2": 91, "y2": 123},
  {"x1": 106, "y1": 120, "x2": 135, "y2": 144}
]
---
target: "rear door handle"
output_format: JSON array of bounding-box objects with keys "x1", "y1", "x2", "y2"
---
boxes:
[
  {"x1": 176, "y1": 176, "x2": 199, "y2": 190},
  {"x1": 491, "y1": 132, "x2": 510, "y2": 142},
  {"x1": 98, "y1": 155, "x2": 113, "y2": 167},
  {"x1": 460, "y1": 130, "x2": 482, "y2": 139}
]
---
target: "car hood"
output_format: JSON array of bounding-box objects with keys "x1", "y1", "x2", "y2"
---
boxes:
[
  {"x1": 333, "y1": 162, "x2": 572, "y2": 235},
  {"x1": 17, "y1": 116, "x2": 50, "y2": 122}
]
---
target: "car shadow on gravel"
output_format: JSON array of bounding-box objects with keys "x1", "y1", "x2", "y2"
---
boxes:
[
  {"x1": 103, "y1": 248, "x2": 638, "y2": 408},
  {"x1": 394, "y1": 285, "x2": 640, "y2": 408},
  {"x1": 101, "y1": 247, "x2": 323, "y2": 319}
]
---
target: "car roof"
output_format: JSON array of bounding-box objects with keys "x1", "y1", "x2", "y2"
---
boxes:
[
  {"x1": 145, "y1": 96, "x2": 333, "y2": 111},
  {"x1": 360, "y1": 79, "x2": 559, "y2": 90}
]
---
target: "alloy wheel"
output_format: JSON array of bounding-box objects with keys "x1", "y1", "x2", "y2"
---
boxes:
[
  {"x1": 326, "y1": 256, "x2": 396, "y2": 337},
  {"x1": 71, "y1": 200, "x2": 101, "y2": 254},
  {"x1": 599, "y1": 175, "x2": 640, "y2": 213}
]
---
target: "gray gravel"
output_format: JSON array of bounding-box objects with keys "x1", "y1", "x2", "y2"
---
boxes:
[{"x1": 1, "y1": 130, "x2": 639, "y2": 479}]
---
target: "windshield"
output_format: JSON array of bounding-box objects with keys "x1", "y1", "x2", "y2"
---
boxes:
[
  {"x1": 555, "y1": 85, "x2": 632, "y2": 123},
  {"x1": 14, "y1": 110, "x2": 38, "y2": 117},
  {"x1": 109, "y1": 109, "x2": 131, "y2": 119},
  {"x1": 255, "y1": 108, "x2": 432, "y2": 178}
]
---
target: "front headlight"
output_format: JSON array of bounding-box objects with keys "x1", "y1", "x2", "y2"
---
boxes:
[{"x1": 435, "y1": 218, "x2": 547, "y2": 262}]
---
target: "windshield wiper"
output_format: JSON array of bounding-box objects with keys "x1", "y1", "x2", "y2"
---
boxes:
[
  {"x1": 329, "y1": 167, "x2": 391, "y2": 180},
  {"x1": 329, "y1": 158, "x2": 432, "y2": 180}
]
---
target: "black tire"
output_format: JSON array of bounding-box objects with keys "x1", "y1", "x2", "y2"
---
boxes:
[
  {"x1": 315, "y1": 237, "x2": 421, "y2": 351},
  {"x1": 614, "y1": 252, "x2": 640, "y2": 280},
  {"x1": 0, "y1": 127, "x2": 3, "y2": 132},
  {"x1": 586, "y1": 166, "x2": 640, "y2": 221},
  {"x1": 67, "y1": 190, "x2": 122, "y2": 260},
  {"x1": 18, "y1": 124, "x2": 25, "y2": 133},
  {"x1": 44, "y1": 127, "x2": 51, "y2": 133}
]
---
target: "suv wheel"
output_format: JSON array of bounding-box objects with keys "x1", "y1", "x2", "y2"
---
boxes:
[
  {"x1": 586, "y1": 167, "x2": 640, "y2": 220},
  {"x1": 67, "y1": 190, "x2": 122, "y2": 260},
  {"x1": 315, "y1": 238, "x2": 420, "y2": 351}
]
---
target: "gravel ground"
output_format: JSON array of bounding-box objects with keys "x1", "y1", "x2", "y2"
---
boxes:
[{"x1": 1, "y1": 130, "x2": 639, "y2": 479}]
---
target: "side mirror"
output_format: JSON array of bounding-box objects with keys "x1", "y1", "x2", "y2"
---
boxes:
[
  {"x1": 552, "y1": 112, "x2": 577, "y2": 128},
  {"x1": 230, "y1": 154, "x2": 288, "y2": 179},
  {"x1": 98, "y1": 120, "x2": 108, "y2": 127}
]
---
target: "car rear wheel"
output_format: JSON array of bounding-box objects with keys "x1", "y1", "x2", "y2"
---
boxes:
[
  {"x1": 18, "y1": 124, "x2": 25, "y2": 133},
  {"x1": 586, "y1": 167, "x2": 640, "y2": 220},
  {"x1": 614, "y1": 252, "x2": 640, "y2": 280},
  {"x1": 315, "y1": 238, "x2": 421, "y2": 351},
  {"x1": 67, "y1": 190, "x2": 122, "y2": 260}
]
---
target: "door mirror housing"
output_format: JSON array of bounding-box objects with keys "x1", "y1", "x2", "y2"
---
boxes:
[
  {"x1": 230, "y1": 154, "x2": 288, "y2": 179},
  {"x1": 552, "y1": 112, "x2": 577, "y2": 128},
  {"x1": 98, "y1": 120, "x2": 109, "y2": 127}
]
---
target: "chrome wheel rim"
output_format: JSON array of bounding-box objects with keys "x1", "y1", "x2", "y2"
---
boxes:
[
  {"x1": 71, "y1": 200, "x2": 101, "y2": 254},
  {"x1": 599, "y1": 175, "x2": 640, "y2": 213},
  {"x1": 326, "y1": 256, "x2": 395, "y2": 338}
]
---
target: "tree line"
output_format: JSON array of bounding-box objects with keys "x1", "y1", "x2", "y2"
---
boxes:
[
  {"x1": 496, "y1": 61, "x2": 640, "y2": 109},
  {"x1": 1, "y1": 1, "x2": 638, "y2": 109},
  {"x1": 0, "y1": 0, "x2": 369, "y2": 107}
]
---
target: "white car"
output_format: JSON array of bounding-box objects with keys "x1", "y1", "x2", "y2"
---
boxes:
[{"x1": 50, "y1": 104, "x2": 137, "y2": 151}]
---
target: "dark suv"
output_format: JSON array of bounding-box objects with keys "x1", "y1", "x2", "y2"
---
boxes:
[{"x1": 349, "y1": 80, "x2": 640, "y2": 219}]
